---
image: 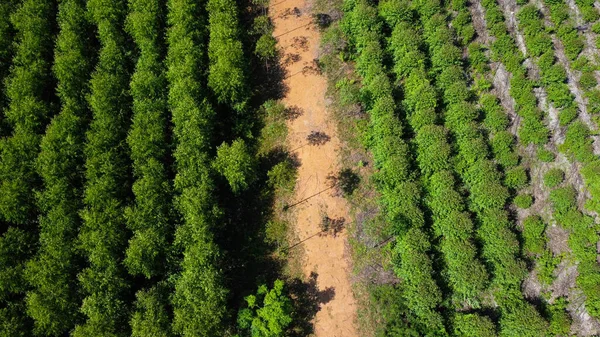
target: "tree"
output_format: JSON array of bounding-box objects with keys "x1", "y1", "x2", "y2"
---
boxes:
[
  {"x1": 124, "y1": 0, "x2": 172, "y2": 280},
  {"x1": 25, "y1": 0, "x2": 95, "y2": 334},
  {"x1": 73, "y1": 0, "x2": 133, "y2": 335},
  {"x1": 130, "y1": 285, "x2": 173, "y2": 337},
  {"x1": 214, "y1": 139, "x2": 256, "y2": 193},
  {"x1": 167, "y1": 0, "x2": 228, "y2": 335},
  {"x1": 207, "y1": 0, "x2": 248, "y2": 110},
  {"x1": 237, "y1": 280, "x2": 293, "y2": 337},
  {"x1": 255, "y1": 34, "x2": 277, "y2": 62},
  {"x1": 0, "y1": 0, "x2": 56, "y2": 334}
]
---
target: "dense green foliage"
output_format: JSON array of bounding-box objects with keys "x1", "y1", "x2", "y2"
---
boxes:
[
  {"x1": 544, "y1": 168, "x2": 564, "y2": 188},
  {"x1": 125, "y1": 0, "x2": 171, "y2": 280},
  {"x1": 3, "y1": 0, "x2": 600, "y2": 334},
  {"x1": 237, "y1": 280, "x2": 293, "y2": 337},
  {"x1": 24, "y1": 0, "x2": 93, "y2": 334},
  {"x1": 383, "y1": 4, "x2": 489, "y2": 308},
  {"x1": 342, "y1": 1, "x2": 447, "y2": 333},
  {"x1": 0, "y1": 0, "x2": 17, "y2": 115},
  {"x1": 0, "y1": 0, "x2": 56, "y2": 334},
  {"x1": 74, "y1": 0, "x2": 133, "y2": 335},
  {"x1": 208, "y1": 0, "x2": 248, "y2": 111},
  {"x1": 124, "y1": 1, "x2": 173, "y2": 335},
  {"x1": 166, "y1": 0, "x2": 228, "y2": 334},
  {"x1": 550, "y1": 186, "x2": 600, "y2": 316}
]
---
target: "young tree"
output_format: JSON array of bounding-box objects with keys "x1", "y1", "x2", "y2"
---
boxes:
[
  {"x1": 207, "y1": 0, "x2": 248, "y2": 110},
  {"x1": 237, "y1": 280, "x2": 293, "y2": 337},
  {"x1": 214, "y1": 139, "x2": 257, "y2": 193}
]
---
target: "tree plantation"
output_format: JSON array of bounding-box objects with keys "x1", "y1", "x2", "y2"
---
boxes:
[{"x1": 3, "y1": 0, "x2": 600, "y2": 335}]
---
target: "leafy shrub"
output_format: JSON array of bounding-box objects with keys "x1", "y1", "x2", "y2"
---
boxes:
[
  {"x1": 214, "y1": 139, "x2": 257, "y2": 193},
  {"x1": 557, "y1": 25, "x2": 583, "y2": 60},
  {"x1": 586, "y1": 89, "x2": 600, "y2": 115},
  {"x1": 544, "y1": 168, "x2": 564, "y2": 188},
  {"x1": 559, "y1": 121, "x2": 595, "y2": 163},
  {"x1": 267, "y1": 160, "x2": 297, "y2": 193},
  {"x1": 491, "y1": 131, "x2": 519, "y2": 168},
  {"x1": 237, "y1": 280, "x2": 293, "y2": 337},
  {"x1": 537, "y1": 251, "x2": 559, "y2": 285},
  {"x1": 255, "y1": 34, "x2": 277, "y2": 61},
  {"x1": 537, "y1": 148, "x2": 555, "y2": 162},
  {"x1": 522, "y1": 215, "x2": 546, "y2": 255},
  {"x1": 504, "y1": 166, "x2": 528, "y2": 189},
  {"x1": 559, "y1": 106, "x2": 578, "y2": 126},
  {"x1": 582, "y1": 6, "x2": 600, "y2": 22},
  {"x1": 547, "y1": 297, "x2": 572, "y2": 337},
  {"x1": 453, "y1": 313, "x2": 498, "y2": 337},
  {"x1": 549, "y1": 186, "x2": 577, "y2": 213},
  {"x1": 580, "y1": 71, "x2": 597, "y2": 90},
  {"x1": 514, "y1": 194, "x2": 533, "y2": 209},
  {"x1": 481, "y1": 94, "x2": 508, "y2": 132}
]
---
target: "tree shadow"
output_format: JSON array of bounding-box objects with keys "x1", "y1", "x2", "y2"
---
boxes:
[
  {"x1": 306, "y1": 130, "x2": 331, "y2": 146},
  {"x1": 287, "y1": 272, "x2": 335, "y2": 336}
]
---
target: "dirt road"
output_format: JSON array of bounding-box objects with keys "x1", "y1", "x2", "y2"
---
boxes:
[{"x1": 269, "y1": 1, "x2": 359, "y2": 336}]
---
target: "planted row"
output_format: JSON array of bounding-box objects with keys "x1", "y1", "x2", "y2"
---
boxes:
[
  {"x1": 413, "y1": 0, "x2": 548, "y2": 334},
  {"x1": 167, "y1": 0, "x2": 228, "y2": 335},
  {"x1": 74, "y1": 0, "x2": 133, "y2": 335},
  {"x1": 25, "y1": 0, "x2": 94, "y2": 334},
  {"x1": 380, "y1": 2, "x2": 490, "y2": 310},
  {"x1": 0, "y1": 0, "x2": 56, "y2": 333},
  {"x1": 342, "y1": 1, "x2": 447, "y2": 333}
]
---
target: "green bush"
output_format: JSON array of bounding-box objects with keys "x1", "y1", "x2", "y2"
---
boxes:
[
  {"x1": 557, "y1": 25, "x2": 583, "y2": 60},
  {"x1": 491, "y1": 131, "x2": 519, "y2": 168},
  {"x1": 536, "y1": 251, "x2": 559, "y2": 285},
  {"x1": 537, "y1": 148, "x2": 555, "y2": 162},
  {"x1": 453, "y1": 313, "x2": 498, "y2": 337},
  {"x1": 481, "y1": 94, "x2": 509, "y2": 132},
  {"x1": 560, "y1": 121, "x2": 595, "y2": 163},
  {"x1": 580, "y1": 71, "x2": 597, "y2": 90},
  {"x1": 522, "y1": 215, "x2": 546, "y2": 255},
  {"x1": 549, "y1": 186, "x2": 577, "y2": 214},
  {"x1": 559, "y1": 106, "x2": 578, "y2": 126},
  {"x1": 514, "y1": 194, "x2": 533, "y2": 209},
  {"x1": 544, "y1": 168, "x2": 564, "y2": 188},
  {"x1": 237, "y1": 280, "x2": 293, "y2": 337},
  {"x1": 582, "y1": 6, "x2": 600, "y2": 22},
  {"x1": 592, "y1": 21, "x2": 600, "y2": 34},
  {"x1": 267, "y1": 160, "x2": 297, "y2": 193},
  {"x1": 547, "y1": 297, "x2": 572, "y2": 337},
  {"x1": 586, "y1": 89, "x2": 600, "y2": 115},
  {"x1": 214, "y1": 139, "x2": 257, "y2": 193},
  {"x1": 504, "y1": 166, "x2": 528, "y2": 189}
]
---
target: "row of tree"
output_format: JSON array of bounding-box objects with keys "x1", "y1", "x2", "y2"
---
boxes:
[
  {"x1": 0, "y1": 0, "x2": 56, "y2": 334},
  {"x1": 381, "y1": 0, "x2": 490, "y2": 310},
  {"x1": 0, "y1": 0, "x2": 271, "y2": 335},
  {"x1": 341, "y1": 1, "x2": 448, "y2": 334},
  {"x1": 414, "y1": 0, "x2": 549, "y2": 335},
  {"x1": 519, "y1": 0, "x2": 600, "y2": 319}
]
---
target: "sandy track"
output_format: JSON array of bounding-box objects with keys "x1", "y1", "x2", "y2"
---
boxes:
[{"x1": 269, "y1": 1, "x2": 359, "y2": 336}]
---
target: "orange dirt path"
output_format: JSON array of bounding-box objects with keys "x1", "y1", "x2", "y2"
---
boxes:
[{"x1": 269, "y1": 1, "x2": 359, "y2": 336}]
